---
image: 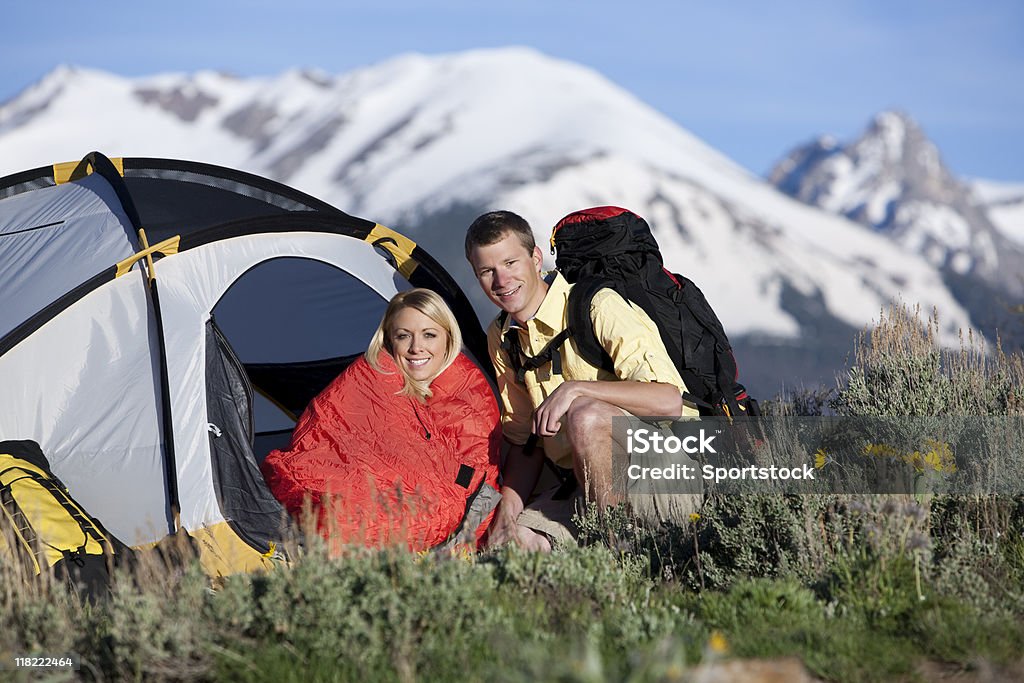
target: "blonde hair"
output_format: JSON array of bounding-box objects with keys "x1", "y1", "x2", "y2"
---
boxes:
[{"x1": 366, "y1": 288, "x2": 463, "y2": 402}]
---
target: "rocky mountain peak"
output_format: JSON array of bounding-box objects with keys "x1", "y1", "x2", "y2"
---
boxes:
[
  {"x1": 769, "y1": 110, "x2": 965, "y2": 225},
  {"x1": 769, "y1": 110, "x2": 1024, "y2": 344},
  {"x1": 858, "y1": 110, "x2": 958, "y2": 201},
  {"x1": 864, "y1": 110, "x2": 917, "y2": 157}
]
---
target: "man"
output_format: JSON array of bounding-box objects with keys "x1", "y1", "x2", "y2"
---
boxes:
[{"x1": 465, "y1": 210, "x2": 699, "y2": 550}]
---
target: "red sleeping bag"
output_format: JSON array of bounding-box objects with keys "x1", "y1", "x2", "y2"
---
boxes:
[{"x1": 261, "y1": 352, "x2": 501, "y2": 551}]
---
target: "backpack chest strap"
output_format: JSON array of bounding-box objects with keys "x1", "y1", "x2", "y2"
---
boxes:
[{"x1": 501, "y1": 326, "x2": 573, "y2": 385}]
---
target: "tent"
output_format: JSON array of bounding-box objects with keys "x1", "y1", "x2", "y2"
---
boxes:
[{"x1": 0, "y1": 152, "x2": 492, "y2": 575}]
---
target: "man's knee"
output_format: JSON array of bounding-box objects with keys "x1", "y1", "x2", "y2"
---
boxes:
[{"x1": 565, "y1": 397, "x2": 621, "y2": 439}]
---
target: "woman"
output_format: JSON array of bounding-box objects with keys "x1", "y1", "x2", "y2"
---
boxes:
[{"x1": 261, "y1": 289, "x2": 501, "y2": 551}]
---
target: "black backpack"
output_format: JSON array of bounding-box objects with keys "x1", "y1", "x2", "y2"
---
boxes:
[{"x1": 546, "y1": 206, "x2": 758, "y2": 418}]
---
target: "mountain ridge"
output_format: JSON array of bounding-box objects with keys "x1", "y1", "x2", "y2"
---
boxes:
[{"x1": 1, "y1": 48, "x2": 1001, "y2": 396}]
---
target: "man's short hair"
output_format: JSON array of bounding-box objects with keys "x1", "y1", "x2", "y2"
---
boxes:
[{"x1": 465, "y1": 210, "x2": 537, "y2": 259}]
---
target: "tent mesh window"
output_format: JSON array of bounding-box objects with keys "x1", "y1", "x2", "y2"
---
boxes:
[{"x1": 205, "y1": 319, "x2": 288, "y2": 551}]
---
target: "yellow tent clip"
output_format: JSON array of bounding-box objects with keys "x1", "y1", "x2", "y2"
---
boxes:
[
  {"x1": 53, "y1": 157, "x2": 125, "y2": 184},
  {"x1": 366, "y1": 223, "x2": 419, "y2": 280},
  {"x1": 262, "y1": 541, "x2": 277, "y2": 559},
  {"x1": 115, "y1": 229, "x2": 180, "y2": 279}
]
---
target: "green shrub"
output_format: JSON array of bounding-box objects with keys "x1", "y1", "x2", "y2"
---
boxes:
[
  {"x1": 208, "y1": 545, "x2": 506, "y2": 682},
  {"x1": 834, "y1": 304, "x2": 1024, "y2": 418}
]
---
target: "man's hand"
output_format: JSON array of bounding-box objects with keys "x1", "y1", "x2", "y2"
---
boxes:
[
  {"x1": 486, "y1": 439, "x2": 552, "y2": 551},
  {"x1": 514, "y1": 525, "x2": 552, "y2": 552},
  {"x1": 484, "y1": 489, "x2": 523, "y2": 548},
  {"x1": 485, "y1": 490, "x2": 551, "y2": 552},
  {"x1": 532, "y1": 381, "x2": 583, "y2": 437}
]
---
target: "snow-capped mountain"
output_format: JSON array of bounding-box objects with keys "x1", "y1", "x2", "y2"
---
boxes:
[
  {"x1": 0, "y1": 50, "x2": 983, "y2": 395},
  {"x1": 768, "y1": 111, "x2": 1024, "y2": 355}
]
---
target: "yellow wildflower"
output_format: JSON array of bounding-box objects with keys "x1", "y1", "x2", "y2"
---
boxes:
[
  {"x1": 814, "y1": 448, "x2": 829, "y2": 469},
  {"x1": 864, "y1": 443, "x2": 899, "y2": 459},
  {"x1": 863, "y1": 440, "x2": 956, "y2": 474},
  {"x1": 922, "y1": 439, "x2": 957, "y2": 473}
]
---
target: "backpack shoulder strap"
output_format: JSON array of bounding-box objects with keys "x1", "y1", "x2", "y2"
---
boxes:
[
  {"x1": 566, "y1": 277, "x2": 616, "y2": 374},
  {"x1": 496, "y1": 311, "x2": 523, "y2": 381},
  {"x1": 498, "y1": 311, "x2": 573, "y2": 385}
]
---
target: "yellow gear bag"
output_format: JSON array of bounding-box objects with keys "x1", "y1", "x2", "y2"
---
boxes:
[{"x1": 0, "y1": 440, "x2": 128, "y2": 594}]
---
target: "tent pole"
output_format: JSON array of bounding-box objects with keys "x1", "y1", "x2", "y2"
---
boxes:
[{"x1": 137, "y1": 228, "x2": 182, "y2": 533}]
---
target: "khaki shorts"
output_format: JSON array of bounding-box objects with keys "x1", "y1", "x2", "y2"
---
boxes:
[{"x1": 516, "y1": 484, "x2": 585, "y2": 546}]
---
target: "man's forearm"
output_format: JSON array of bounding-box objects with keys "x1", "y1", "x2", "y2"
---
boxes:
[{"x1": 563, "y1": 380, "x2": 683, "y2": 418}]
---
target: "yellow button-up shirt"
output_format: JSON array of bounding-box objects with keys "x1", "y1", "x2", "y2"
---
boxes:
[{"x1": 487, "y1": 272, "x2": 698, "y2": 469}]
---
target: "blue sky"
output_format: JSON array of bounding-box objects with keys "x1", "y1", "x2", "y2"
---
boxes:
[{"x1": 3, "y1": 0, "x2": 1021, "y2": 180}]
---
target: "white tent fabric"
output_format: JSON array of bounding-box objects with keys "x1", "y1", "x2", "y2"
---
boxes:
[
  {"x1": 0, "y1": 268, "x2": 169, "y2": 543},
  {"x1": 0, "y1": 173, "x2": 137, "y2": 341}
]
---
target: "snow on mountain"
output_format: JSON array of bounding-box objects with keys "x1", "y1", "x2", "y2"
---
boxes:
[
  {"x1": 0, "y1": 49, "x2": 983, "y2": 392},
  {"x1": 768, "y1": 111, "x2": 1024, "y2": 296},
  {"x1": 0, "y1": 66, "x2": 247, "y2": 168},
  {"x1": 970, "y1": 178, "x2": 1024, "y2": 248}
]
